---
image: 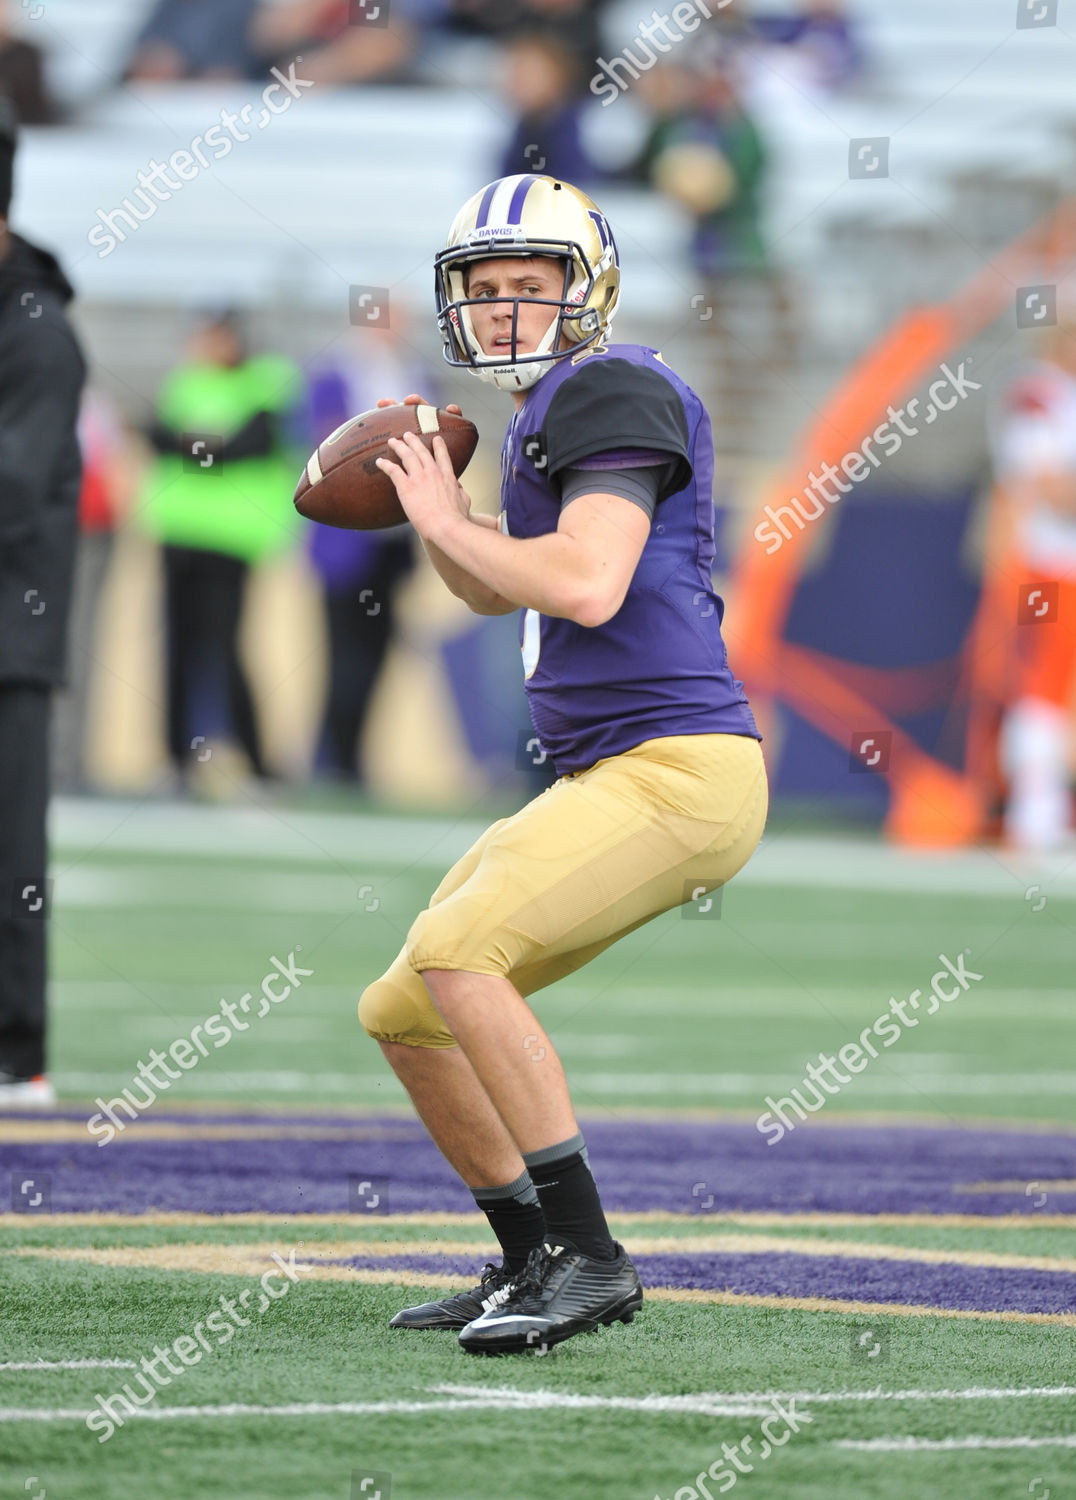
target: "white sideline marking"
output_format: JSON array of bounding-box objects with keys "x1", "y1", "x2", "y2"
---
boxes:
[
  {"x1": 49, "y1": 864, "x2": 1076, "y2": 923},
  {"x1": 570, "y1": 1073, "x2": 1076, "y2": 1097},
  {"x1": 434, "y1": 1383, "x2": 1076, "y2": 1406},
  {"x1": 0, "y1": 1395, "x2": 772, "y2": 1424},
  {"x1": 422, "y1": 1390, "x2": 772, "y2": 1416},
  {"x1": 48, "y1": 1069, "x2": 1076, "y2": 1097},
  {"x1": 50, "y1": 802, "x2": 1076, "y2": 900},
  {"x1": 837, "y1": 1436, "x2": 1076, "y2": 1451},
  {"x1": 9, "y1": 1384, "x2": 1074, "y2": 1426},
  {"x1": 48, "y1": 981, "x2": 1076, "y2": 1016},
  {"x1": 0, "y1": 1360, "x2": 136, "y2": 1371},
  {"x1": 51, "y1": 1070, "x2": 406, "y2": 1095},
  {"x1": 0, "y1": 1402, "x2": 488, "y2": 1424},
  {"x1": 792, "y1": 1385, "x2": 1076, "y2": 1403}
]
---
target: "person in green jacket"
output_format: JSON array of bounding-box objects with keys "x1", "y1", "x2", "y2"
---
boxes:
[
  {"x1": 638, "y1": 56, "x2": 768, "y2": 279},
  {"x1": 141, "y1": 309, "x2": 302, "y2": 785},
  {"x1": 636, "y1": 50, "x2": 793, "y2": 437}
]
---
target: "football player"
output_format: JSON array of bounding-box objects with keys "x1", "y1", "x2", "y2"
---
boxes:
[
  {"x1": 993, "y1": 304, "x2": 1076, "y2": 850},
  {"x1": 359, "y1": 174, "x2": 767, "y2": 1353}
]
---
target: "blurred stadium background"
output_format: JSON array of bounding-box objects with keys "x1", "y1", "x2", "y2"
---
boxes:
[{"x1": 8, "y1": 0, "x2": 1074, "y2": 818}]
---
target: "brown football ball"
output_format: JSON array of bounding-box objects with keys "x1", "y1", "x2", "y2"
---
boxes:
[{"x1": 294, "y1": 404, "x2": 479, "y2": 530}]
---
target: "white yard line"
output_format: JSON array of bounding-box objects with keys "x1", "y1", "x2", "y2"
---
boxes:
[
  {"x1": 791, "y1": 1385, "x2": 1076, "y2": 1403},
  {"x1": 836, "y1": 1435, "x2": 1076, "y2": 1451},
  {"x1": 0, "y1": 1360, "x2": 136, "y2": 1371},
  {"x1": 0, "y1": 1395, "x2": 772, "y2": 1424},
  {"x1": 50, "y1": 981, "x2": 1076, "y2": 1012},
  {"x1": 6, "y1": 1383, "x2": 1075, "y2": 1425},
  {"x1": 46, "y1": 862, "x2": 1076, "y2": 925},
  {"x1": 434, "y1": 1383, "x2": 1076, "y2": 1406},
  {"x1": 51, "y1": 802, "x2": 1076, "y2": 899}
]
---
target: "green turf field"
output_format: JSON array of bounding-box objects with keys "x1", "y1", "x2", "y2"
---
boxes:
[
  {"x1": 1, "y1": 798, "x2": 1073, "y2": 1500},
  {"x1": 2, "y1": 1246, "x2": 1075, "y2": 1500},
  {"x1": 45, "y1": 798, "x2": 1076, "y2": 1117}
]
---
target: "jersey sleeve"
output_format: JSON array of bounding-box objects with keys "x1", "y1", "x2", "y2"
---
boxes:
[{"x1": 540, "y1": 358, "x2": 692, "y2": 503}]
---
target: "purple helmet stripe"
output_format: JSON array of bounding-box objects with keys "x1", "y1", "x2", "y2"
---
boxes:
[
  {"x1": 506, "y1": 176, "x2": 533, "y2": 225},
  {"x1": 473, "y1": 180, "x2": 500, "y2": 230}
]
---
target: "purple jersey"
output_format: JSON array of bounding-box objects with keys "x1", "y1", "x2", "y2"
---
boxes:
[{"x1": 501, "y1": 342, "x2": 760, "y2": 773}]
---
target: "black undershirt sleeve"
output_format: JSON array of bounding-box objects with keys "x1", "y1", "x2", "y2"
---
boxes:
[{"x1": 537, "y1": 358, "x2": 693, "y2": 503}]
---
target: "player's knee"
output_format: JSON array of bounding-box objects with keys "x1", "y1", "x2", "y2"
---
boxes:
[
  {"x1": 404, "y1": 903, "x2": 509, "y2": 976},
  {"x1": 357, "y1": 971, "x2": 455, "y2": 1048},
  {"x1": 403, "y1": 906, "x2": 441, "y2": 970}
]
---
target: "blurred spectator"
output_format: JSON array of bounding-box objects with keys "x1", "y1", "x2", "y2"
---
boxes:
[
  {"x1": 0, "y1": 98, "x2": 85, "y2": 1105},
  {"x1": 448, "y1": 0, "x2": 603, "y2": 58},
  {"x1": 992, "y1": 313, "x2": 1076, "y2": 851},
  {"x1": 52, "y1": 389, "x2": 135, "y2": 794},
  {"x1": 0, "y1": 1, "x2": 60, "y2": 123},
  {"x1": 252, "y1": 0, "x2": 446, "y2": 87},
  {"x1": 301, "y1": 322, "x2": 430, "y2": 785},
  {"x1": 140, "y1": 310, "x2": 301, "y2": 787},
  {"x1": 641, "y1": 57, "x2": 767, "y2": 282},
  {"x1": 125, "y1": 0, "x2": 262, "y2": 82},
  {"x1": 751, "y1": 0, "x2": 863, "y2": 94},
  {"x1": 495, "y1": 32, "x2": 594, "y2": 185},
  {"x1": 514, "y1": 0, "x2": 603, "y2": 56},
  {"x1": 637, "y1": 52, "x2": 793, "y2": 437}
]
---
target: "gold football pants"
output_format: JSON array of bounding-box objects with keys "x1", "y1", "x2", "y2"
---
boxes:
[{"x1": 358, "y1": 732, "x2": 767, "y2": 1047}]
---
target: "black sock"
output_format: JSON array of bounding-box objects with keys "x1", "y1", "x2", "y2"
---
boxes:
[
  {"x1": 470, "y1": 1171, "x2": 546, "y2": 1274},
  {"x1": 523, "y1": 1133, "x2": 618, "y2": 1261}
]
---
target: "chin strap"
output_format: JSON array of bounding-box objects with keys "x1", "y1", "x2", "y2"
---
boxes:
[{"x1": 470, "y1": 310, "x2": 562, "y2": 392}]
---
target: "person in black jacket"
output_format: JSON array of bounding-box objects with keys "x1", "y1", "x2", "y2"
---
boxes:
[{"x1": 0, "y1": 96, "x2": 85, "y2": 1104}]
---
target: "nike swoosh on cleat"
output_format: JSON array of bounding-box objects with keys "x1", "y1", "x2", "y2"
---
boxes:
[{"x1": 469, "y1": 1314, "x2": 555, "y2": 1330}]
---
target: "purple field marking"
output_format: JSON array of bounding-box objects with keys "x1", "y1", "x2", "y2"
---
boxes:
[
  {"x1": 1, "y1": 1115, "x2": 1074, "y2": 1217},
  {"x1": 327, "y1": 1250, "x2": 1076, "y2": 1316}
]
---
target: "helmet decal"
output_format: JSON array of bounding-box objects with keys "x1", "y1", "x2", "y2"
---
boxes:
[{"x1": 473, "y1": 174, "x2": 535, "y2": 232}]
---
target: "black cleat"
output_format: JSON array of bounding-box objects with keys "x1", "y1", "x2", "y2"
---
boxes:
[
  {"x1": 389, "y1": 1261, "x2": 516, "y2": 1330},
  {"x1": 458, "y1": 1238, "x2": 643, "y2": 1354}
]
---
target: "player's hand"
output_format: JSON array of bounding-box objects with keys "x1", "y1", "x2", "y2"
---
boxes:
[
  {"x1": 376, "y1": 429, "x2": 470, "y2": 541},
  {"x1": 375, "y1": 393, "x2": 463, "y2": 418}
]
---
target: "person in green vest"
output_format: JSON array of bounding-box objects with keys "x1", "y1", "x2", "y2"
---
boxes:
[{"x1": 141, "y1": 308, "x2": 302, "y2": 787}]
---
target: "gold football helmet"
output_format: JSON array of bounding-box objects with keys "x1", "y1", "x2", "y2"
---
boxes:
[{"x1": 434, "y1": 175, "x2": 621, "y2": 392}]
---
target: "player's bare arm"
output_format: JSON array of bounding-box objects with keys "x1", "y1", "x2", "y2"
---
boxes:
[
  {"x1": 370, "y1": 391, "x2": 514, "y2": 614},
  {"x1": 424, "y1": 511, "x2": 519, "y2": 616},
  {"x1": 379, "y1": 429, "x2": 650, "y2": 627}
]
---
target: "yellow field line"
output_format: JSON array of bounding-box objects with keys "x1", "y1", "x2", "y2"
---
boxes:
[
  {"x1": 956, "y1": 1180, "x2": 1076, "y2": 1195},
  {"x1": 642, "y1": 1288, "x2": 1076, "y2": 1328},
  {"x1": 3, "y1": 1210, "x2": 1074, "y2": 1230},
  {"x1": 11, "y1": 1246, "x2": 1076, "y2": 1327},
  {"x1": 15, "y1": 1230, "x2": 1076, "y2": 1277}
]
